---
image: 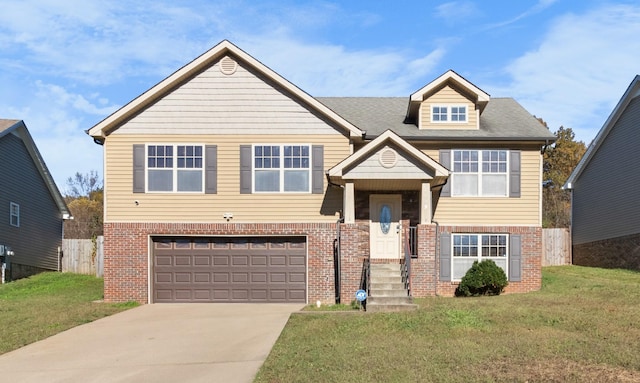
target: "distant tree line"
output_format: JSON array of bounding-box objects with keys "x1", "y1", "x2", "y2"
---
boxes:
[
  {"x1": 539, "y1": 119, "x2": 587, "y2": 228},
  {"x1": 63, "y1": 171, "x2": 103, "y2": 239}
]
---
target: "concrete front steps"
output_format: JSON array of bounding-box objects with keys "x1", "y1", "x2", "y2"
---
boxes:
[{"x1": 366, "y1": 263, "x2": 418, "y2": 312}]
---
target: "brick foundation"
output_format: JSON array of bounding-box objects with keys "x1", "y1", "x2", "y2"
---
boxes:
[
  {"x1": 103, "y1": 222, "x2": 337, "y2": 304},
  {"x1": 104, "y1": 221, "x2": 543, "y2": 304},
  {"x1": 337, "y1": 222, "x2": 542, "y2": 300},
  {"x1": 573, "y1": 233, "x2": 640, "y2": 270},
  {"x1": 434, "y1": 225, "x2": 542, "y2": 296}
]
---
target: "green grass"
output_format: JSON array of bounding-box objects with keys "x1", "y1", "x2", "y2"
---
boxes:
[
  {"x1": 255, "y1": 266, "x2": 640, "y2": 383},
  {"x1": 0, "y1": 272, "x2": 137, "y2": 354}
]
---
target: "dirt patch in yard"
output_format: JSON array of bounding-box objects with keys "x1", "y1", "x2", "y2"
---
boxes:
[{"x1": 488, "y1": 359, "x2": 639, "y2": 383}]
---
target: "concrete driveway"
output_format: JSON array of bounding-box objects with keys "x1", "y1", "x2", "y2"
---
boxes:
[{"x1": 0, "y1": 303, "x2": 303, "y2": 383}]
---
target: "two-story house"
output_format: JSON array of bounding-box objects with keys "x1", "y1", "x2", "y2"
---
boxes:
[
  {"x1": 1, "y1": 119, "x2": 71, "y2": 281},
  {"x1": 87, "y1": 40, "x2": 554, "y2": 306}
]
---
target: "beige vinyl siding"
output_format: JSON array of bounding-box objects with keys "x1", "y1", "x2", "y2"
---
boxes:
[
  {"x1": 420, "y1": 85, "x2": 478, "y2": 129},
  {"x1": 344, "y1": 145, "x2": 434, "y2": 179},
  {"x1": 116, "y1": 58, "x2": 339, "y2": 136},
  {"x1": 426, "y1": 147, "x2": 541, "y2": 225},
  {"x1": 105, "y1": 134, "x2": 348, "y2": 222}
]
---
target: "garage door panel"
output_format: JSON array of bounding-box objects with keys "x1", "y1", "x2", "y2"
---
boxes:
[
  {"x1": 270, "y1": 273, "x2": 286, "y2": 283},
  {"x1": 194, "y1": 256, "x2": 210, "y2": 266},
  {"x1": 153, "y1": 236, "x2": 306, "y2": 303},
  {"x1": 252, "y1": 255, "x2": 267, "y2": 266},
  {"x1": 156, "y1": 255, "x2": 173, "y2": 266},
  {"x1": 213, "y1": 256, "x2": 228, "y2": 265},
  {"x1": 213, "y1": 273, "x2": 229, "y2": 282},
  {"x1": 290, "y1": 255, "x2": 305, "y2": 266},
  {"x1": 232, "y1": 273, "x2": 249, "y2": 283},
  {"x1": 193, "y1": 290, "x2": 211, "y2": 300},
  {"x1": 194, "y1": 273, "x2": 210, "y2": 283},
  {"x1": 155, "y1": 273, "x2": 172, "y2": 283},
  {"x1": 289, "y1": 272, "x2": 305, "y2": 283},
  {"x1": 251, "y1": 273, "x2": 268, "y2": 283},
  {"x1": 175, "y1": 273, "x2": 191, "y2": 283},
  {"x1": 270, "y1": 256, "x2": 286, "y2": 266},
  {"x1": 232, "y1": 255, "x2": 249, "y2": 266},
  {"x1": 175, "y1": 290, "x2": 192, "y2": 300}
]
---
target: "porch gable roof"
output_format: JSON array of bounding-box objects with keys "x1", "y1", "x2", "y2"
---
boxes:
[{"x1": 328, "y1": 130, "x2": 449, "y2": 183}]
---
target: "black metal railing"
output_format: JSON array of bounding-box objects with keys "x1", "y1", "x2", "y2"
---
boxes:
[
  {"x1": 409, "y1": 226, "x2": 418, "y2": 258},
  {"x1": 361, "y1": 258, "x2": 370, "y2": 309},
  {"x1": 402, "y1": 230, "x2": 412, "y2": 296}
]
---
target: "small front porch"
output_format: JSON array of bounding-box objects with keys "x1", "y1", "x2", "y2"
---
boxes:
[{"x1": 328, "y1": 130, "x2": 449, "y2": 311}]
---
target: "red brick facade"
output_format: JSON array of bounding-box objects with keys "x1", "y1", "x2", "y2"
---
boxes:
[
  {"x1": 103, "y1": 222, "x2": 337, "y2": 304},
  {"x1": 573, "y1": 233, "x2": 640, "y2": 271},
  {"x1": 104, "y1": 221, "x2": 542, "y2": 304}
]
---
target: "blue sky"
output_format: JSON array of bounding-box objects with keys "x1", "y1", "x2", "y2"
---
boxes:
[{"x1": 1, "y1": 0, "x2": 639, "y2": 192}]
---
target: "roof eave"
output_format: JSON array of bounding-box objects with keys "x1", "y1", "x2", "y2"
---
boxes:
[
  {"x1": 565, "y1": 75, "x2": 640, "y2": 187},
  {"x1": 5, "y1": 121, "x2": 71, "y2": 218},
  {"x1": 88, "y1": 40, "x2": 363, "y2": 140}
]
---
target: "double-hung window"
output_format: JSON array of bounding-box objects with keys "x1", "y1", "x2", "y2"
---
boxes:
[
  {"x1": 452, "y1": 149, "x2": 508, "y2": 196},
  {"x1": 147, "y1": 144, "x2": 204, "y2": 192},
  {"x1": 431, "y1": 105, "x2": 467, "y2": 123},
  {"x1": 254, "y1": 145, "x2": 310, "y2": 192},
  {"x1": 452, "y1": 234, "x2": 508, "y2": 280},
  {"x1": 9, "y1": 202, "x2": 19, "y2": 227}
]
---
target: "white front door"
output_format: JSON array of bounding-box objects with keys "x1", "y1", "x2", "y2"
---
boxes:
[{"x1": 369, "y1": 194, "x2": 402, "y2": 259}]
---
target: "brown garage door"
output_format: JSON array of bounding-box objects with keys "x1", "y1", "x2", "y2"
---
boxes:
[{"x1": 153, "y1": 236, "x2": 306, "y2": 303}]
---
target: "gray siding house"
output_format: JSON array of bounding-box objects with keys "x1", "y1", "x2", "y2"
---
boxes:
[
  {"x1": 564, "y1": 75, "x2": 640, "y2": 270},
  {"x1": 0, "y1": 119, "x2": 71, "y2": 280}
]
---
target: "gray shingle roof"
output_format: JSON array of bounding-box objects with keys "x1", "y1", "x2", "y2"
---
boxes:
[{"x1": 316, "y1": 97, "x2": 555, "y2": 141}]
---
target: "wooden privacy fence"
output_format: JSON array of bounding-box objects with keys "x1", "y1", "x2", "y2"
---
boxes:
[
  {"x1": 542, "y1": 228, "x2": 571, "y2": 266},
  {"x1": 61, "y1": 236, "x2": 104, "y2": 277}
]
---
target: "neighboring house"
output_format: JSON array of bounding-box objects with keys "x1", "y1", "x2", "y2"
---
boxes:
[
  {"x1": 0, "y1": 119, "x2": 71, "y2": 280},
  {"x1": 87, "y1": 40, "x2": 555, "y2": 305},
  {"x1": 564, "y1": 75, "x2": 640, "y2": 270}
]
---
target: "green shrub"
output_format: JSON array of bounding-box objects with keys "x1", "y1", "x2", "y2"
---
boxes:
[{"x1": 455, "y1": 260, "x2": 508, "y2": 297}]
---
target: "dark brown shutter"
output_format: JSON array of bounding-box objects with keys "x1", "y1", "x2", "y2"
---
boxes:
[
  {"x1": 133, "y1": 144, "x2": 145, "y2": 193},
  {"x1": 439, "y1": 232, "x2": 451, "y2": 281},
  {"x1": 509, "y1": 234, "x2": 522, "y2": 282},
  {"x1": 240, "y1": 145, "x2": 251, "y2": 194},
  {"x1": 509, "y1": 150, "x2": 521, "y2": 198},
  {"x1": 312, "y1": 145, "x2": 324, "y2": 194},
  {"x1": 205, "y1": 145, "x2": 217, "y2": 194},
  {"x1": 439, "y1": 149, "x2": 451, "y2": 197}
]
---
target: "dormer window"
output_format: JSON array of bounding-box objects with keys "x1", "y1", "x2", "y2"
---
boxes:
[{"x1": 431, "y1": 105, "x2": 467, "y2": 123}]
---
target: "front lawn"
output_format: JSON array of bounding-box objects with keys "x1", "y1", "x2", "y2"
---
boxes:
[
  {"x1": 256, "y1": 266, "x2": 640, "y2": 383},
  {"x1": 0, "y1": 272, "x2": 137, "y2": 354}
]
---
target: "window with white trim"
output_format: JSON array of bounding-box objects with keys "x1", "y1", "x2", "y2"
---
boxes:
[
  {"x1": 10, "y1": 202, "x2": 19, "y2": 227},
  {"x1": 452, "y1": 234, "x2": 508, "y2": 280},
  {"x1": 452, "y1": 149, "x2": 508, "y2": 196},
  {"x1": 431, "y1": 105, "x2": 467, "y2": 123},
  {"x1": 147, "y1": 144, "x2": 204, "y2": 192},
  {"x1": 254, "y1": 145, "x2": 310, "y2": 192}
]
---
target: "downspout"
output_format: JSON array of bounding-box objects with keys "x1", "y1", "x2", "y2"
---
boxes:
[
  {"x1": 335, "y1": 216, "x2": 344, "y2": 304},
  {"x1": 326, "y1": 171, "x2": 345, "y2": 304},
  {"x1": 433, "y1": 220, "x2": 439, "y2": 297}
]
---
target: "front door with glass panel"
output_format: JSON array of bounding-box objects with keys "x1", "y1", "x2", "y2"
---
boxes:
[{"x1": 369, "y1": 194, "x2": 402, "y2": 259}]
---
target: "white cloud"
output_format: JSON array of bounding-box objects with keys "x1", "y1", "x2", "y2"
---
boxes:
[
  {"x1": 499, "y1": 4, "x2": 640, "y2": 142},
  {"x1": 435, "y1": 1, "x2": 479, "y2": 25},
  {"x1": 237, "y1": 36, "x2": 446, "y2": 96},
  {"x1": 484, "y1": 0, "x2": 559, "y2": 30}
]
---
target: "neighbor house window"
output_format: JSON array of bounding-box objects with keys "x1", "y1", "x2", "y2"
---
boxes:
[
  {"x1": 452, "y1": 149, "x2": 508, "y2": 196},
  {"x1": 452, "y1": 234, "x2": 508, "y2": 280},
  {"x1": 431, "y1": 105, "x2": 467, "y2": 123},
  {"x1": 254, "y1": 145, "x2": 310, "y2": 192},
  {"x1": 9, "y1": 202, "x2": 19, "y2": 227},
  {"x1": 147, "y1": 144, "x2": 204, "y2": 192}
]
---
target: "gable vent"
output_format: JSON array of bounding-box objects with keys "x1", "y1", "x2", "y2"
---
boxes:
[
  {"x1": 379, "y1": 148, "x2": 398, "y2": 168},
  {"x1": 219, "y1": 56, "x2": 238, "y2": 75}
]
